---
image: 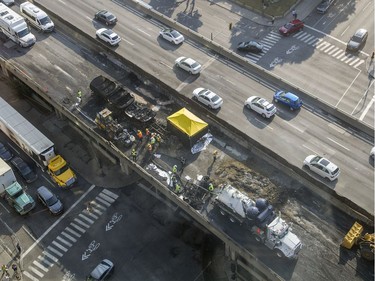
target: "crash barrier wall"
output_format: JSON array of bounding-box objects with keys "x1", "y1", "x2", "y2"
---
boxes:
[
  {"x1": 130, "y1": 0, "x2": 374, "y2": 140},
  {"x1": 0, "y1": 58, "x2": 282, "y2": 281}
]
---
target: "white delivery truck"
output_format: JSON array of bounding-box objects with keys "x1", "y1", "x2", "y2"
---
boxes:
[
  {"x1": 0, "y1": 3, "x2": 36, "y2": 47},
  {"x1": 0, "y1": 157, "x2": 16, "y2": 195},
  {"x1": 20, "y1": 1, "x2": 54, "y2": 32}
]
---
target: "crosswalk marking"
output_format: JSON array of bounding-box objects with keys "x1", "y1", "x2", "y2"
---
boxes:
[
  {"x1": 42, "y1": 251, "x2": 59, "y2": 262},
  {"x1": 61, "y1": 231, "x2": 77, "y2": 242},
  {"x1": 324, "y1": 45, "x2": 336, "y2": 53},
  {"x1": 74, "y1": 218, "x2": 90, "y2": 229},
  {"x1": 328, "y1": 46, "x2": 339, "y2": 55},
  {"x1": 79, "y1": 213, "x2": 95, "y2": 224},
  {"x1": 91, "y1": 201, "x2": 106, "y2": 211},
  {"x1": 99, "y1": 193, "x2": 116, "y2": 203},
  {"x1": 52, "y1": 241, "x2": 68, "y2": 252},
  {"x1": 336, "y1": 52, "x2": 345, "y2": 59},
  {"x1": 83, "y1": 209, "x2": 99, "y2": 219},
  {"x1": 332, "y1": 49, "x2": 343, "y2": 57},
  {"x1": 354, "y1": 60, "x2": 364, "y2": 68},
  {"x1": 65, "y1": 226, "x2": 81, "y2": 238},
  {"x1": 70, "y1": 222, "x2": 86, "y2": 233},
  {"x1": 47, "y1": 246, "x2": 63, "y2": 257},
  {"x1": 37, "y1": 255, "x2": 54, "y2": 267},
  {"x1": 24, "y1": 271, "x2": 39, "y2": 281},
  {"x1": 29, "y1": 266, "x2": 44, "y2": 277},
  {"x1": 102, "y1": 189, "x2": 119, "y2": 199},
  {"x1": 349, "y1": 58, "x2": 360, "y2": 65},
  {"x1": 96, "y1": 197, "x2": 111, "y2": 207},
  {"x1": 57, "y1": 235, "x2": 73, "y2": 247},
  {"x1": 33, "y1": 260, "x2": 49, "y2": 272}
]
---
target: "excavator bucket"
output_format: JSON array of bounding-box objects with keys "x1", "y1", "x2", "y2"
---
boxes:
[{"x1": 341, "y1": 222, "x2": 363, "y2": 249}]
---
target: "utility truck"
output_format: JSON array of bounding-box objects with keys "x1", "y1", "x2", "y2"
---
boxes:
[
  {"x1": 0, "y1": 158, "x2": 35, "y2": 215},
  {"x1": 215, "y1": 184, "x2": 302, "y2": 258},
  {"x1": 0, "y1": 97, "x2": 76, "y2": 188},
  {"x1": 0, "y1": 3, "x2": 36, "y2": 47}
]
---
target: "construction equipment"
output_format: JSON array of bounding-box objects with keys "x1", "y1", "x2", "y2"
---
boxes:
[
  {"x1": 95, "y1": 108, "x2": 132, "y2": 147},
  {"x1": 342, "y1": 222, "x2": 374, "y2": 261}
]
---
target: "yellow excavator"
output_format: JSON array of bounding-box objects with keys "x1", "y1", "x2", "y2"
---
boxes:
[{"x1": 341, "y1": 222, "x2": 374, "y2": 261}]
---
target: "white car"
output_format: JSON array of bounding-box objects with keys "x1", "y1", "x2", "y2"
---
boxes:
[
  {"x1": 244, "y1": 96, "x2": 277, "y2": 118},
  {"x1": 303, "y1": 155, "x2": 340, "y2": 181},
  {"x1": 159, "y1": 28, "x2": 184, "y2": 44},
  {"x1": 96, "y1": 28, "x2": 121, "y2": 46},
  {"x1": 193, "y1": 88, "x2": 223, "y2": 109},
  {"x1": 370, "y1": 147, "x2": 375, "y2": 159},
  {"x1": 175, "y1": 57, "x2": 201, "y2": 74}
]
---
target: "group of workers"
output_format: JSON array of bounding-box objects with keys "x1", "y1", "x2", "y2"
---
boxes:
[{"x1": 131, "y1": 128, "x2": 162, "y2": 162}]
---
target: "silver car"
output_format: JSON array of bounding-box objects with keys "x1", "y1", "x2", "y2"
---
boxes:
[
  {"x1": 37, "y1": 186, "x2": 63, "y2": 215},
  {"x1": 347, "y1": 29, "x2": 368, "y2": 52},
  {"x1": 87, "y1": 259, "x2": 114, "y2": 281},
  {"x1": 175, "y1": 57, "x2": 201, "y2": 74}
]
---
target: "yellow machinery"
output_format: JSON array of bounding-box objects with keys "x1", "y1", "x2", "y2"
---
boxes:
[
  {"x1": 95, "y1": 108, "x2": 123, "y2": 140},
  {"x1": 342, "y1": 222, "x2": 374, "y2": 261}
]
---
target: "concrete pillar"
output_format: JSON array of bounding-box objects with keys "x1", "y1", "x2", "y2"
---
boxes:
[{"x1": 119, "y1": 156, "x2": 131, "y2": 175}]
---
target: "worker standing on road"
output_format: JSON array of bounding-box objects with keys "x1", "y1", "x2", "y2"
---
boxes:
[
  {"x1": 150, "y1": 136, "x2": 156, "y2": 145},
  {"x1": 292, "y1": 9, "x2": 297, "y2": 19},
  {"x1": 175, "y1": 183, "x2": 182, "y2": 194},
  {"x1": 172, "y1": 165, "x2": 178, "y2": 174},
  {"x1": 208, "y1": 183, "x2": 214, "y2": 191},
  {"x1": 77, "y1": 90, "x2": 82, "y2": 104},
  {"x1": 145, "y1": 128, "x2": 150, "y2": 139},
  {"x1": 271, "y1": 15, "x2": 275, "y2": 25},
  {"x1": 137, "y1": 130, "x2": 143, "y2": 142},
  {"x1": 131, "y1": 149, "x2": 137, "y2": 162},
  {"x1": 156, "y1": 134, "x2": 161, "y2": 143},
  {"x1": 213, "y1": 150, "x2": 218, "y2": 162},
  {"x1": 147, "y1": 143, "x2": 152, "y2": 153},
  {"x1": 1, "y1": 264, "x2": 8, "y2": 276}
]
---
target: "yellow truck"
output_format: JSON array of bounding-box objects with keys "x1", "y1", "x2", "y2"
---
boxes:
[{"x1": 47, "y1": 155, "x2": 77, "y2": 188}]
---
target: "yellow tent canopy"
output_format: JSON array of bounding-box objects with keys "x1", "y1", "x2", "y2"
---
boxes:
[{"x1": 167, "y1": 108, "x2": 208, "y2": 137}]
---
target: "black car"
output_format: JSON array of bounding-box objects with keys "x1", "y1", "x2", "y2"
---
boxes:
[
  {"x1": 87, "y1": 259, "x2": 114, "y2": 280},
  {"x1": 94, "y1": 10, "x2": 117, "y2": 25},
  {"x1": 347, "y1": 28, "x2": 368, "y2": 52},
  {"x1": 237, "y1": 41, "x2": 263, "y2": 53},
  {"x1": 11, "y1": 156, "x2": 38, "y2": 183},
  {"x1": 0, "y1": 142, "x2": 13, "y2": 161},
  {"x1": 316, "y1": 0, "x2": 334, "y2": 14},
  {"x1": 37, "y1": 186, "x2": 63, "y2": 215}
]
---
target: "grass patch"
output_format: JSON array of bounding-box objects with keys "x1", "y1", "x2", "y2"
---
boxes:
[{"x1": 233, "y1": 0, "x2": 298, "y2": 17}]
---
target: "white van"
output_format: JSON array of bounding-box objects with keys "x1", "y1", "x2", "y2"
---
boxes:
[{"x1": 20, "y1": 1, "x2": 54, "y2": 32}]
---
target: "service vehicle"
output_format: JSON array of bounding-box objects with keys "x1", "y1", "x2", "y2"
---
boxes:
[
  {"x1": 0, "y1": 97, "x2": 76, "y2": 188},
  {"x1": 175, "y1": 57, "x2": 201, "y2": 74},
  {"x1": 303, "y1": 155, "x2": 340, "y2": 181},
  {"x1": 159, "y1": 28, "x2": 184, "y2": 44},
  {"x1": 192, "y1": 88, "x2": 223, "y2": 109},
  {"x1": 20, "y1": 1, "x2": 54, "y2": 32},
  {"x1": 237, "y1": 41, "x2": 263, "y2": 53},
  {"x1": 215, "y1": 185, "x2": 302, "y2": 258},
  {"x1": 347, "y1": 28, "x2": 368, "y2": 52},
  {"x1": 37, "y1": 185, "x2": 63, "y2": 215},
  {"x1": 273, "y1": 90, "x2": 302, "y2": 110},
  {"x1": 244, "y1": 96, "x2": 277, "y2": 118},
  {"x1": 94, "y1": 10, "x2": 117, "y2": 25},
  {"x1": 96, "y1": 28, "x2": 121, "y2": 46},
  {"x1": 3, "y1": 182, "x2": 35, "y2": 215},
  {"x1": 279, "y1": 19, "x2": 304, "y2": 36},
  {"x1": 0, "y1": 157, "x2": 16, "y2": 193},
  {"x1": 0, "y1": 3, "x2": 36, "y2": 47}
]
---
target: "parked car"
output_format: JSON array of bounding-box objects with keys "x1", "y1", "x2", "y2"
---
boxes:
[
  {"x1": 316, "y1": 0, "x2": 334, "y2": 14},
  {"x1": 11, "y1": 156, "x2": 38, "y2": 183},
  {"x1": 279, "y1": 19, "x2": 304, "y2": 36},
  {"x1": 96, "y1": 28, "x2": 121, "y2": 46},
  {"x1": 0, "y1": 142, "x2": 13, "y2": 161},
  {"x1": 273, "y1": 90, "x2": 303, "y2": 110},
  {"x1": 303, "y1": 155, "x2": 340, "y2": 181},
  {"x1": 192, "y1": 88, "x2": 223, "y2": 109},
  {"x1": 159, "y1": 28, "x2": 184, "y2": 45},
  {"x1": 175, "y1": 57, "x2": 201, "y2": 74},
  {"x1": 94, "y1": 10, "x2": 117, "y2": 25},
  {"x1": 87, "y1": 259, "x2": 114, "y2": 281},
  {"x1": 244, "y1": 96, "x2": 277, "y2": 118},
  {"x1": 237, "y1": 41, "x2": 263, "y2": 53},
  {"x1": 347, "y1": 29, "x2": 368, "y2": 52},
  {"x1": 36, "y1": 186, "x2": 63, "y2": 215}
]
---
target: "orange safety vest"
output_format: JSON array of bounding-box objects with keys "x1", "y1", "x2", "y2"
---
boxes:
[{"x1": 137, "y1": 131, "x2": 143, "y2": 139}]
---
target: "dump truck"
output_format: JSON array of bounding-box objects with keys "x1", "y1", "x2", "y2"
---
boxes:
[
  {"x1": 0, "y1": 97, "x2": 76, "y2": 188},
  {"x1": 215, "y1": 184, "x2": 302, "y2": 258},
  {"x1": 3, "y1": 182, "x2": 35, "y2": 215},
  {"x1": 341, "y1": 222, "x2": 374, "y2": 261}
]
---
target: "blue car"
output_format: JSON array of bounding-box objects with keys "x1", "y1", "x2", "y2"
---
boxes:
[{"x1": 273, "y1": 91, "x2": 302, "y2": 110}]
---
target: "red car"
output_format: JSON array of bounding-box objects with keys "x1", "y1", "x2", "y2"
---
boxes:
[{"x1": 279, "y1": 19, "x2": 304, "y2": 36}]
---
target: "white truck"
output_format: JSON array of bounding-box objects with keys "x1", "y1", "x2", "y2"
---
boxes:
[
  {"x1": 0, "y1": 2, "x2": 36, "y2": 47},
  {"x1": 0, "y1": 157, "x2": 16, "y2": 194},
  {"x1": 215, "y1": 184, "x2": 302, "y2": 259},
  {"x1": 20, "y1": 1, "x2": 54, "y2": 32}
]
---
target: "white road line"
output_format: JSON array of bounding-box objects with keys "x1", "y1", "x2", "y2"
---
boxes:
[
  {"x1": 302, "y1": 34, "x2": 314, "y2": 42},
  {"x1": 354, "y1": 60, "x2": 364, "y2": 68},
  {"x1": 332, "y1": 49, "x2": 343, "y2": 57},
  {"x1": 336, "y1": 71, "x2": 361, "y2": 107},
  {"x1": 47, "y1": 246, "x2": 63, "y2": 257},
  {"x1": 327, "y1": 137, "x2": 350, "y2": 151},
  {"x1": 99, "y1": 193, "x2": 115, "y2": 203},
  {"x1": 254, "y1": 118, "x2": 273, "y2": 130},
  {"x1": 341, "y1": 55, "x2": 350, "y2": 61},
  {"x1": 74, "y1": 218, "x2": 90, "y2": 229},
  {"x1": 61, "y1": 231, "x2": 77, "y2": 242},
  {"x1": 324, "y1": 45, "x2": 336, "y2": 53},
  {"x1": 302, "y1": 145, "x2": 319, "y2": 155},
  {"x1": 65, "y1": 227, "x2": 81, "y2": 238},
  {"x1": 70, "y1": 222, "x2": 86, "y2": 233},
  {"x1": 345, "y1": 57, "x2": 354, "y2": 63},
  {"x1": 92, "y1": 208, "x2": 103, "y2": 216},
  {"x1": 307, "y1": 38, "x2": 319, "y2": 45},
  {"x1": 22, "y1": 185, "x2": 95, "y2": 259},
  {"x1": 52, "y1": 241, "x2": 68, "y2": 252},
  {"x1": 123, "y1": 39, "x2": 134, "y2": 46},
  {"x1": 33, "y1": 261, "x2": 49, "y2": 272},
  {"x1": 79, "y1": 213, "x2": 95, "y2": 224},
  {"x1": 359, "y1": 94, "x2": 375, "y2": 121},
  {"x1": 336, "y1": 52, "x2": 345, "y2": 59},
  {"x1": 91, "y1": 200, "x2": 106, "y2": 210},
  {"x1": 102, "y1": 189, "x2": 119, "y2": 199},
  {"x1": 316, "y1": 41, "x2": 329, "y2": 49},
  {"x1": 42, "y1": 251, "x2": 59, "y2": 263},
  {"x1": 37, "y1": 256, "x2": 54, "y2": 267},
  {"x1": 29, "y1": 266, "x2": 44, "y2": 277},
  {"x1": 283, "y1": 121, "x2": 304, "y2": 133},
  {"x1": 349, "y1": 58, "x2": 360, "y2": 65},
  {"x1": 136, "y1": 28, "x2": 151, "y2": 37},
  {"x1": 83, "y1": 209, "x2": 99, "y2": 219},
  {"x1": 96, "y1": 197, "x2": 111, "y2": 207},
  {"x1": 23, "y1": 271, "x2": 39, "y2": 281},
  {"x1": 328, "y1": 47, "x2": 339, "y2": 55},
  {"x1": 57, "y1": 235, "x2": 73, "y2": 247}
]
